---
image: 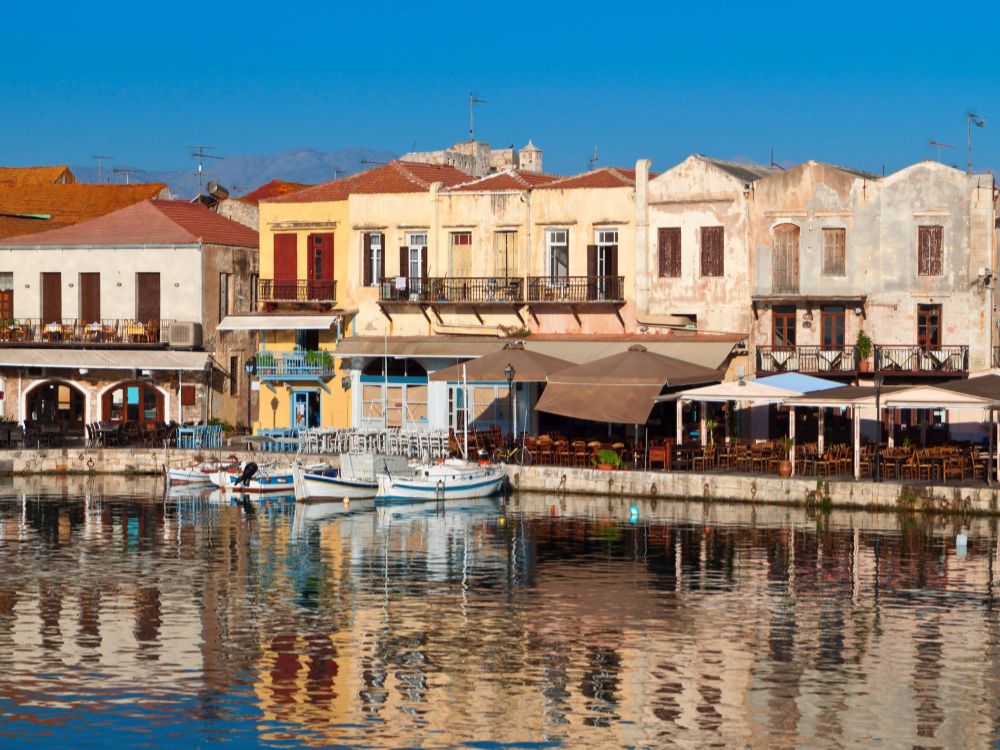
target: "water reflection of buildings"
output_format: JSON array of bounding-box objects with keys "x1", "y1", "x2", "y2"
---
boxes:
[{"x1": 2, "y1": 480, "x2": 1000, "y2": 747}]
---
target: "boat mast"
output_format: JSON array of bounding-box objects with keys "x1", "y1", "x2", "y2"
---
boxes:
[{"x1": 463, "y1": 364, "x2": 469, "y2": 461}]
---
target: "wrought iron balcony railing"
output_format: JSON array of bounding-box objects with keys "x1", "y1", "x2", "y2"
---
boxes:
[
  {"x1": 525, "y1": 275, "x2": 625, "y2": 303},
  {"x1": 756, "y1": 345, "x2": 858, "y2": 375},
  {"x1": 0, "y1": 318, "x2": 172, "y2": 345},
  {"x1": 874, "y1": 345, "x2": 968, "y2": 374},
  {"x1": 379, "y1": 277, "x2": 524, "y2": 303},
  {"x1": 258, "y1": 279, "x2": 336, "y2": 303},
  {"x1": 256, "y1": 350, "x2": 335, "y2": 379}
]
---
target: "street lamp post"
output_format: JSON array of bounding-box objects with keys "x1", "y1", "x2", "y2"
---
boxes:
[
  {"x1": 874, "y1": 373, "x2": 884, "y2": 483},
  {"x1": 504, "y1": 363, "x2": 516, "y2": 444},
  {"x1": 243, "y1": 358, "x2": 256, "y2": 433}
]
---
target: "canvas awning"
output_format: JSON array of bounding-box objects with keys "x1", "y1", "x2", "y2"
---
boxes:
[
  {"x1": 218, "y1": 313, "x2": 348, "y2": 331},
  {"x1": 662, "y1": 373, "x2": 843, "y2": 405},
  {"x1": 335, "y1": 336, "x2": 738, "y2": 370},
  {"x1": 535, "y1": 344, "x2": 722, "y2": 424},
  {"x1": 0, "y1": 349, "x2": 210, "y2": 371},
  {"x1": 784, "y1": 385, "x2": 907, "y2": 407},
  {"x1": 883, "y1": 377, "x2": 1000, "y2": 409},
  {"x1": 429, "y1": 343, "x2": 572, "y2": 383}
]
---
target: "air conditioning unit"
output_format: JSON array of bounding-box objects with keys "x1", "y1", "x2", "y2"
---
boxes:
[{"x1": 168, "y1": 321, "x2": 203, "y2": 348}]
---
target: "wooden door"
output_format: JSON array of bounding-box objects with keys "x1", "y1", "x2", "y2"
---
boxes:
[
  {"x1": 41, "y1": 272, "x2": 61, "y2": 323},
  {"x1": 306, "y1": 233, "x2": 334, "y2": 299},
  {"x1": 0, "y1": 273, "x2": 14, "y2": 320},
  {"x1": 820, "y1": 306, "x2": 845, "y2": 348},
  {"x1": 273, "y1": 233, "x2": 298, "y2": 300},
  {"x1": 773, "y1": 224, "x2": 800, "y2": 293},
  {"x1": 918, "y1": 304, "x2": 941, "y2": 349},
  {"x1": 79, "y1": 273, "x2": 100, "y2": 323},
  {"x1": 135, "y1": 273, "x2": 160, "y2": 323},
  {"x1": 772, "y1": 306, "x2": 796, "y2": 347}
]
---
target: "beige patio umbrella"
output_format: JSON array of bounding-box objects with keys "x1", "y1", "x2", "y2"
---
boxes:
[
  {"x1": 429, "y1": 341, "x2": 573, "y2": 382},
  {"x1": 535, "y1": 344, "x2": 721, "y2": 425}
]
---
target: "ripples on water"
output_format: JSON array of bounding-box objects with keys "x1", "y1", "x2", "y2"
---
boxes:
[{"x1": 1, "y1": 476, "x2": 1000, "y2": 748}]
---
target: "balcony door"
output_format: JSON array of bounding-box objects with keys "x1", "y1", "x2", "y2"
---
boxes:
[
  {"x1": 41, "y1": 272, "x2": 61, "y2": 324},
  {"x1": 0, "y1": 272, "x2": 13, "y2": 320},
  {"x1": 307, "y1": 233, "x2": 334, "y2": 300},
  {"x1": 773, "y1": 306, "x2": 796, "y2": 347},
  {"x1": 79, "y1": 273, "x2": 100, "y2": 323},
  {"x1": 918, "y1": 304, "x2": 941, "y2": 350},
  {"x1": 589, "y1": 229, "x2": 619, "y2": 300},
  {"x1": 273, "y1": 233, "x2": 297, "y2": 300},
  {"x1": 820, "y1": 306, "x2": 845, "y2": 348},
  {"x1": 772, "y1": 224, "x2": 800, "y2": 293},
  {"x1": 135, "y1": 273, "x2": 160, "y2": 324}
]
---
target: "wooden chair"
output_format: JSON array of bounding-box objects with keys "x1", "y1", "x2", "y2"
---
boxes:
[
  {"x1": 693, "y1": 445, "x2": 715, "y2": 471},
  {"x1": 647, "y1": 440, "x2": 669, "y2": 471}
]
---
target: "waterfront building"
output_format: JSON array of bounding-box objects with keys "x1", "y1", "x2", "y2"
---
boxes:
[{"x1": 0, "y1": 199, "x2": 259, "y2": 433}]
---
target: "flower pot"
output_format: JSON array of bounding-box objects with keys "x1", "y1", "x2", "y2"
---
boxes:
[
  {"x1": 858, "y1": 360, "x2": 871, "y2": 373},
  {"x1": 597, "y1": 463, "x2": 614, "y2": 471},
  {"x1": 778, "y1": 459, "x2": 793, "y2": 478}
]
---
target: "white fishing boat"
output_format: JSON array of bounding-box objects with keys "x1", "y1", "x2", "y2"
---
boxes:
[
  {"x1": 165, "y1": 456, "x2": 240, "y2": 487},
  {"x1": 291, "y1": 454, "x2": 410, "y2": 501},
  {"x1": 209, "y1": 464, "x2": 297, "y2": 494},
  {"x1": 376, "y1": 458, "x2": 505, "y2": 502}
]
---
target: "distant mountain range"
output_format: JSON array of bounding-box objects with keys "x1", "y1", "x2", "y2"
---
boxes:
[{"x1": 70, "y1": 146, "x2": 398, "y2": 198}]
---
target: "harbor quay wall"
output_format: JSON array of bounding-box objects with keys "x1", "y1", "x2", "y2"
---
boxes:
[
  {"x1": 510, "y1": 465, "x2": 1000, "y2": 516},
  {"x1": 2, "y1": 448, "x2": 1000, "y2": 517}
]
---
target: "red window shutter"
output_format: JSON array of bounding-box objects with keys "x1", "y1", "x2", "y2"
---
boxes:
[
  {"x1": 273, "y1": 234, "x2": 297, "y2": 280},
  {"x1": 363, "y1": 234, "x2": 373, "y2": 287},
  {"x1": 181, "y1": 385, "x2": 196, "y2": 406}
]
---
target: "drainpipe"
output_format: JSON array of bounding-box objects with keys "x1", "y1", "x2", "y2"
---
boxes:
[{"x1": 634, "y1": 159, "x2": 652, "y2": 319}]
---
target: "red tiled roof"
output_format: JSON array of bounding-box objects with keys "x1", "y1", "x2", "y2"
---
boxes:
[
  {"x1": 239, "y1": 179, "x2": 311, "y2": 205},
  {"x1": 445, "y1": 169, "x2": 561, "y2": 192},
  {"x1": 0, "y1": 199, "x2": 258, "y2": 247},
  {"x1": 0, "y1": 166, "x2": 75, "y2": 185},
  {"x1": 266, "y1": 161, "x2": 473, "y2": 203},
  {"x1": 536, "y1": 167, "x2": 639, "y2": 190},
  {"x1": 0, "y1": 182, "x2": 168, "y2": 238}
]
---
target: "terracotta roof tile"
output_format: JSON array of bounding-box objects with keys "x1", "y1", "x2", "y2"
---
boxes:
[
  {"x1": 535, "y1": 167, "x2": 639, "y2": 190},
  {"x1": 0, "y1": 182, "x2": 169, "y2": 238},
  {"x1": 239, "y1": 179, "x2": 311, "y2": 205},
  {"x1": 445, "y1": 169, "x2": 561, "y2": 192},
  {"x1": 0, "y1": 200, "x2": 258, "y2": 247},
  {"x1": 0, "y1": 166, "x2": 75, "y2": 185},
  {"x1": 266, "y1": 161, "x2": 473, "y2": 204}
]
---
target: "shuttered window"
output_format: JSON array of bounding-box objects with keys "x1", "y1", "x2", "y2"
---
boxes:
[
  {"x1": 41, "y1": 272, "x2": 61, "y2": 323},
  {"x1": 822, "y1": 228, "x2": 846, "y2": 276},
  {"x1": 135, "y1": 273, "x2": 160, "y2": 323},
  {"x1": 0, "y1": 273, "x2": 12, "y2": 320},
  {"x1": 657, "y1": 228, "x2": 681, "y2": 277},
  {"x1": 79, "y1": 273, "x2": 100, "y2": 323},
  {"x1": 229, "y1": 356, "x2": 239, "y2": 397},
  {"x1": 773, "y1": 224, "x2": 800, "y2": 293},
  {"x1": 700, "y1": 226, "x2": 724, "y2": 277},
  {"x1": 181, "y1": 385, "x2": 196, "y2": 406},
  {"x1": 917, "y1": 225, "x2": 943, "y2": 276}
]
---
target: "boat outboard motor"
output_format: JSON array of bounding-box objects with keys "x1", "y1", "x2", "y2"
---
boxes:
[{"x1": 237, "y1": 462, "x2": 259, "y2": 487}]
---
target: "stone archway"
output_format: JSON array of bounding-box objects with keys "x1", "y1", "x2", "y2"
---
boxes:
[{"x1": 24, "y1": 380, "x2": 88, "y2": 435}]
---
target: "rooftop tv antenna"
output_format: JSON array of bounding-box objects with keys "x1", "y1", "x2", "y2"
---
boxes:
[
  {"x1": 928, "y1": 139, "x2": 955, "y2": 162},
  {"x1": 112, "y1": 166, "x2": 145, "y2": 185},
  {"x1": 91, "y1": 155, "x2": 114, "y2": 183},
  {"x1": 360, "y1": 159, "x2": 386, "y2": 166},
  {"x1": 468, "y1": 93, "x2": 486, "y2": 142},
  {"x1": 188, "y1": 145, "x2": 223, "y2": 192},
  {"x1": 588, "y1": 145, "x2": 599, "y2": 170},
  {"x1": 967, "y1": 112, "x2": 986, "y2": 173}
]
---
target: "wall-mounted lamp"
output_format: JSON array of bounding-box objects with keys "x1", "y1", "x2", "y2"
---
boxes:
[
  {"x1": 854, "y1": 307, "x2": 863, "y2": 316},
  {"x1": 803, "y1": 310, "x2": 814, "y2": 322},
  {"x1": 23, "y1": 283, "x2": 29, "y2": 289},
  {"x1": 78, "y1": 368, "x2": 88, "y2": 375},
  {"x1": 174, "y1": 282, "x2": 180, "y2": 287},
  {"x1": 116, "y1": 282, "x2": 122, "y2": 287},
  {"x1": 141, "y1": 369, "x2": 151, "y2": 376},
  {"x1": 68, "y1": 282, "x2": 74, "y2": 288}
]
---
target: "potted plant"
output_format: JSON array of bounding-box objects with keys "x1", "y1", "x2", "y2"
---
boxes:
[
  {"x1": 592, "y1": 448, "x2": 623, "y2": 471},
  {"x1": 778, "y1": 436, "x2": 794, "y2": 478},
  {"x1": 704, "y1": 416, "x2": 718, "y2": 447},
  {"x1": 855, "y1": 329, "x2": 873, "y2": 372}
]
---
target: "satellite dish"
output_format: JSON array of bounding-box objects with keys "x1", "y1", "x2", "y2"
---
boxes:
[{"x1": 206, "y1": 181, "x2": 229, "y2": 200}]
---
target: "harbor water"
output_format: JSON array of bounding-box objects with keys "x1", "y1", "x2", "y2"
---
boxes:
[{"x1": 1, "y1": 475, "x2": 999, "y2": 748}]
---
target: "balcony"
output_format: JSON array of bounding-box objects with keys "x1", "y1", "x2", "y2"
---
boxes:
[
  {"x1": 526, "y1": 275, "x2": 625, "y2": 303},
  {"x1": 379, "y1": 277, "x2": 524, "y2": 304},
  {"x1": 257, "y1": 279, "x2": 336, "y2": 306},
  {"x1": 756, "y1": 345, "x2": 858, "y2": 375},
  {"x1": 874, "y1": 346, "x2": 968, "y2": 375},
  {"x1": 0, "y1": 319, "x2": 172, "y2": 346},
  {"x1": 256, "y1": 350, "x2": 335, "y2": 380}
]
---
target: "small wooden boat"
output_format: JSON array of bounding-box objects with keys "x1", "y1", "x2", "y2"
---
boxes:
[
  {"x1": 376, "y1": 459, "x2": 506, "y2": 503},
  {"x1": 209, "y1": 465, "x2": 297, "y2": 494},
  {"x1": 292, "y1": 465, "x2": 378, "y2": 500},
  {"x1": 166, "y1": 456, "x2": 240, "y2": 487}
]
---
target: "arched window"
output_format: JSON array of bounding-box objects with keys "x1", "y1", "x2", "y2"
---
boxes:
[
  {"x1": 102, "y1": 382, "x2": 164, "y2": 425},
  {"x1": 26, "y1": 380, "x2": 86, "y2": 434}
]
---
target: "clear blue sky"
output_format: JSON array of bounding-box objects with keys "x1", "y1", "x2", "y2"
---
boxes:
[{"x1": 2, "y1": 1, "x2": 998, "y2": 176}]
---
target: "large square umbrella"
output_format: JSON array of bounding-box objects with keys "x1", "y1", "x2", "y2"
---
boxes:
[
  {"x1": 429, "y1": 341, "x2": 573, "y2": 383},
  {"x1": 535, "y1": 344, "x2": 721, "y2": 425}
]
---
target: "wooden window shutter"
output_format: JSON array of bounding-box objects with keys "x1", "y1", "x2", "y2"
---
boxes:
[
  {"x1": 181, "y1": 384, "x2": 196, "y2": 407},
  {"x1": 658, "y1": 228, "x2": 681, "y2": 277},
  {"x1": 273, "y1": 234, "x2": 297, "y2": 280},
  {"x1": 363, "y1": 234, "x2": 373, "y2": 287},
  {"x1": 918, "y1": 225, "x2": 943, "y2": 276},
  {"x1": 378, "y1": 233, "x2": 386, "y2": 281},
  {"x1": 135, "y1": 273, "x2": 160, "y2": 323},
  {"x1": 822, "y1": 228, "x2": 846, "y2": 276},
  {"x1": 607, "y1": 244, "x2": 618, "y2": 278},
  {"x1": 420, "y1": 246, "x2": 428, "y2": 279},
  {"x1": 41, "y1": 272, "x2": 61, "y2": 323},
  {"x1": 700, "y1": 226, "x2": 724, "y2": 277},
  {"x1": 79, "y1": 272, "x2": 100, "y2": 323},
  {"x1": 586, "y1": 245, "x2": 598, "y2": 278},
  {"x1": 399, "y1": 246, "x2": 409, "y2": 278}
]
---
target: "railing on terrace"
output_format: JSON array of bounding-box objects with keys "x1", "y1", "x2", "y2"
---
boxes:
[
  {"x1": 756, "y1": 345, "x2": 858, "y2": 375},
  {"x1": 256, "y1": 350, "x2": 335, "y2": 379},
  {"x1": 874, "y1": 345, "x2": 969, "y2": 374},
  {"x1": 379, "y1": 276, "x2": 524, "y2": 304},
  {"x1": 0, "y1": 319, "x2": 172, "y2": 345},
  {"x1": 526, "y1": 275, "x2": 625, "y2": 303},
  {"x1": 257, "y1": 279, "x2": 336, "y2": 303}
]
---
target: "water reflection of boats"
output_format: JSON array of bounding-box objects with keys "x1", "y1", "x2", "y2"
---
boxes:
[
  {"x1": 290, "y1": 498, "x2": 377, "y2": 538},
  {"x1": 375, "y1": 496, "x2": 501, "y2": 528}
]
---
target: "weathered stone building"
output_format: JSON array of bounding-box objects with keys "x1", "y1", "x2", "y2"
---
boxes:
[{"x1": 402, "y1": 139, "x2": 543, "y2": 178}]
